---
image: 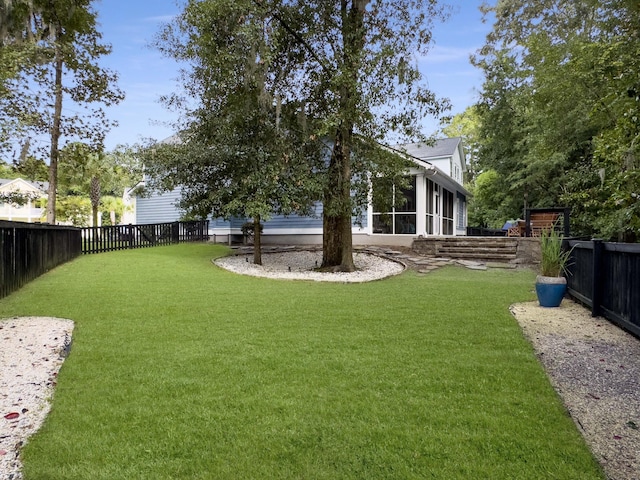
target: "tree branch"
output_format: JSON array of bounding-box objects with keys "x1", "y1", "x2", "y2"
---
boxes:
[{"x1": 251, "y1": 0, "x2": 333, "y2": 76}]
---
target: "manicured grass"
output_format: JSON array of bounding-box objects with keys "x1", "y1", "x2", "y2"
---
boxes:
[{"x1": 0, "y1": 244, "x2": 604, "y2": 479}]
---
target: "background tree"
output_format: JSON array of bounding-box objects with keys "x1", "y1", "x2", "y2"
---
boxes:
[
  {"x1": 58, "y1": 142, "x2": 142, "y2": 226},
  {"x1": 439, "y1": 106, "x2": 488, "y2": 227},
  {"x1": 473, "y1": 0, "x2": 640, "y2": 240},
  {"x1": 0, "y1": 160, "x2": 15, "y2": 178},
  {"x1": 58, "y1": 142, "x2": 105, "y2": 226},
  {"x1": 55, "y1": 195, "x2": 91, "y2": 226},
  {"x1": 0, "y1": 0, "x2": 124, "y2": 224},
  {"x1": 99, "y1": 195, "x2": 128, "y2": 226},
  {"x1": 14, "y1": 156, "x2": 48, "y2": 181},
  {"x1": 439, "y1": 106, "x2": 482, "y2": 184}
]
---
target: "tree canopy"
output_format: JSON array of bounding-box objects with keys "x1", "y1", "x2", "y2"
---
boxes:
[
  {"x1": 146, "y1": 0, "x2": 326, "y2": 263},
  {"x1": 473, "y1": 0, "x2": 640, "y2": 240},
  {"x1": 150, "y1": 0, "x2": 450, "y2": 268},
  {"x1": 58, "y1": 142, "x2": 142, "y2": 226},
  {"x1": 0, "y1": 0, "x2": 124, "y2": 223}
]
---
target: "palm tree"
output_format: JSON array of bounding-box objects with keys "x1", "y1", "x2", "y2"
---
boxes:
[{"x1": 59, "y1": 143, "x2": 114, "y2": 226}]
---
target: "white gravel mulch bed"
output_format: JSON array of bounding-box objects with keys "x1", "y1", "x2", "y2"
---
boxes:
[
  {"x1": 1, "y1": 317, "x2": 74, "y2": 480},
  {"x1": 214, "y1": 250, "x2": 405, "y2": 282}
]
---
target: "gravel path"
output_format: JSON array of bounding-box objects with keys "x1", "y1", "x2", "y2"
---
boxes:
[{"x1": 511, "y1": 300, "x2": 640, "y2": 480}]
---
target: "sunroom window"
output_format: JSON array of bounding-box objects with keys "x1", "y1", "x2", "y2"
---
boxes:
[
  {"x1": 372, "y1": 175, "x2": 416, "y2": 234},
  {"x1": 442, "y1": 188, "x2": 454, "y2": 235}
]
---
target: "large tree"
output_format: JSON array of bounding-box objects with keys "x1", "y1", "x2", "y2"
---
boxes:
[
  {"x1": 154, "y1": 0, "x2": 449, "y2": 270},
  {"x1": 0, "y1": 0, "x2": 123, "y2": 224},
  {"x1": 269, "y1": 1, "x2": 449, "y2": 270}
]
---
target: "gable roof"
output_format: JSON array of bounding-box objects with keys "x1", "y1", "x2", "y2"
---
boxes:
[
  {"x1": 0, "y1": 178, "x2": 49, "y2": 193},
  {"x1": 394, "y1": 137, "x2": 462, "y2": 161},
  {"x1": 383, "y1": 138, "x2": 470, "y2": 197}
]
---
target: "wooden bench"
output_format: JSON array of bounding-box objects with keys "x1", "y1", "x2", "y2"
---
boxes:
[{"x1": 527, "y1": 212, "x2": 560, "y2": 237}]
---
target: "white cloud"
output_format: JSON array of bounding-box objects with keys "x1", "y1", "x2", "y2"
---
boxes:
[
  {"x1": 143, "y1": 14, "x2": 176, "y2": 23},
  {"x1": 420, "y1": 45, "x2": 477, "y2": 65}
]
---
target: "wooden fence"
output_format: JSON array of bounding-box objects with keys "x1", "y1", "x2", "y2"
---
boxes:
[
  {"x1": 81, "y1": 220, "x2": 209, "y2": 254},
  {"x1": 0, "y1": 221, "x2": 81, "y2": 299},
  {"x1": 566, "y1": 239, "x2": 640, "y2": 338}
]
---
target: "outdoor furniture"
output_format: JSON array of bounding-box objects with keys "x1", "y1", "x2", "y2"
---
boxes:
[
  {"x1": 526, "y1": 208, "x2": 572, "y2": 237},
  {"x1": 527, "y1": 212, "x2": 560, "y2": 237},
  {"x1": 507, "y1": 220, "x2": 526, "y2": 237}
]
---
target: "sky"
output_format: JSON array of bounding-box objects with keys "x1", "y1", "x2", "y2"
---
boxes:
[{"x1": 95, "y1": 0, "x2": 492, "y2": 151}]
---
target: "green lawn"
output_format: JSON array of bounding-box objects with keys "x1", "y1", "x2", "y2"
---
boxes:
[{"x1": 0, "y1": 243, "x2": 604, "y2": 479}]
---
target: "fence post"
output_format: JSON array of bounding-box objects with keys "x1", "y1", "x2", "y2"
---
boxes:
[
  {"x1": 127, "y1": 224, "x2": 134, "y2": 249},
  {"x1": 173, "y1": 222, "x2": 180, "y2": 243},
  {"x1": 592, "y1": 239, "x2": 604, "y2": 317}
]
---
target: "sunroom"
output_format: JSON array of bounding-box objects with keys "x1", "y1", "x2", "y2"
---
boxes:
[{"x1": 368, "y1": 139, "x2": 470, "y2": 238}]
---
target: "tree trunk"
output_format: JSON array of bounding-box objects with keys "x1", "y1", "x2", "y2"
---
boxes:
[
  {"x1": 321, "y1": 0, "x2": 365, "y2": 272},
  {"x1": 322, "y1": 128, "x2": 355, "y2": 271},
  {"x1": 46, "y1": 40, "x2": 63, "y2": 224},
  {"x1": 90, "y1": 175, "x2": 100, "y2": 227},
  {"x1": 253, "y1": 215, "x2": 262, "y2": 265}
]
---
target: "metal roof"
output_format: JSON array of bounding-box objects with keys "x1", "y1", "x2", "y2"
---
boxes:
[{"x1": 393, "y1": 137, "x2": 462, "y2": 161}]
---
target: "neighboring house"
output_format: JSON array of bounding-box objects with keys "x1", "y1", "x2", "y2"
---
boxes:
[
  {"x1": 0, "y1": 178, "x2": 48, "y2": 223},
  {"x1": 135, "y1": 138, "x2": 470, "y2": 246}
]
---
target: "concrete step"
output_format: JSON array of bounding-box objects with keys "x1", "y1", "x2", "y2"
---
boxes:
[
  {"x1": 436, "y1": 240, "x2": 519, "y2": 248},
  {"x1": 438, "y1": 246, "x2": 517, "y2": 254},
  {"x1": 439, "y1": 252, "x2": 517, "y2": 261}
]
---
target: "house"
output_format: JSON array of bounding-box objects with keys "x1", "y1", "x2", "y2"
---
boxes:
[
  {"x1": 135, "y1": 137, "x2": 470, "y2": 246},
  {"x1": 0, "y1": 178, "x2": 48, "y2": 223}
]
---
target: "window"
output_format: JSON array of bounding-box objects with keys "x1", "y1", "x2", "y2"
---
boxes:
[
  {"x1": 372, "y1": 175, "x2": 417, "y2": 234},
  {"x1": 442, "y1": 188, "x2": 454, "y2": 235}
]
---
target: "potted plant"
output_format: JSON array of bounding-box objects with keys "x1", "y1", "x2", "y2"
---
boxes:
[{"x1": 536, "y1": 227, "x2": 573, "y2": 307}]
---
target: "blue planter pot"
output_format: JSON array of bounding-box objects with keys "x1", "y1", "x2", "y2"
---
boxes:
[{"x1": 535, "y1": 276, "x2": 567, "y2": 307}]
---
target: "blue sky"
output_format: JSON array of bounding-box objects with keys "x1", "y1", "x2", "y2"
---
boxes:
[{"x1": 95, "y1": 0, "x2": 492, "y2": 151}]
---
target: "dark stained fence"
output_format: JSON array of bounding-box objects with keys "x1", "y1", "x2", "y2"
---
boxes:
[
  {"x1": 566, "y1": 239, "x2": 640, "y2": 338},
  {"x1": 0, "y1": 221, "x2": 81, "y2": 299},
  {"x1": 81, "y1": 220, "x2": 209, "y2": 254}
]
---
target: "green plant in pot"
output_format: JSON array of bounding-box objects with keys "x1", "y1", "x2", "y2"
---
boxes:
[{"x1": 536, "y1": 227, "x2": 573, "y2": 307}]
